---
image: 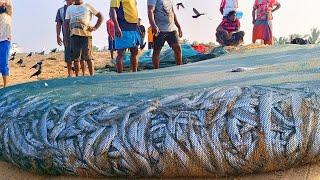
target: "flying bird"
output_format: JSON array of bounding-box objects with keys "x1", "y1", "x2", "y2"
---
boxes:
[
  {"x1": 11, "y1": 52, "x2": 16, "y2": 57},
  {"x1": 30, "y1": 69, "x2": 42, "y2": 78},
  {"x1": 9, "y1": 56, "x2": 15, "y2": 61},
  {"x1": 51, "y1": 48, "x2": 58, "y2": 53},
  {"x1": 176, "y1": 3, "x2": 185, "y2": 10},
  {"x1": 30, "y1": 61, "x2": 43, "y2": 70},
  {"x1": 192, "y1": 8, "x2": 205, "y2": 18}
]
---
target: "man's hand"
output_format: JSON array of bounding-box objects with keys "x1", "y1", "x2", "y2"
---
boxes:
[
  {"x1": 152, "y1": 25, "x2": 160, "y2": 37},
  {"x1": 178, "y1": 27, "x2": 183, "y2": 38},
  {"x1": 88, "y1": 26, "x2": 97, "y2": 32},
  {"x1": 57, "y1": 36, "x2": 63, "y2": 46},
  {"x1": 115, "y1": 25, "x2": 122, "y2": 38},
  {"x1": 0, "y1": 2, "x2": 7, "y2": 7}
]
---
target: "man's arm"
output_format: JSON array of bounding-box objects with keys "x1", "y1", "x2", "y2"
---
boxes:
[
  {"x1": 56, "y1": 22, "x2": 63, "y2": 46},
  {"x1": 173, "y1": 8, "x2": 182, "y2": 38},
  {"x1": 89, "y1": 12, "x2": 103, "y2": 32},
  {"x1": 6, "y1": 0, "x2": 12, "y2": 16},
  {"x1": 64, "y1": 19, "x2": 70, "y2": 39},
  {"x1": 148, "y1": 5, "x2": 159, "y2": 36},
  {"x1": 252, "y1": 7, "x2": 257, "y2": 24},
  {"x1": 110, "y1": 7, "x2": 122, "y2": 38},
  {"x1": 272, "y1": 2, "x2": 281, "y2": 12}
]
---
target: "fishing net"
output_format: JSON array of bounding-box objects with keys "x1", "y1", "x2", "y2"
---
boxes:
[
  {"x1": 103, "y1": 43, "x2": 228, "y2": 71},
  {"x1": 0, "y1": 45, "x2": 320, "y2": 178}
]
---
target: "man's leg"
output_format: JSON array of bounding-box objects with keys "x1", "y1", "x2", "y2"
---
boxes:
[
  {"x1": 70, "y1": 35, "x2": 81, "y2": 77},
  {"x1": 171, "y1": 44, "x2": 182, "y2": 66},
  {"x1": 87, "y1": 60, "x2": 94, "y2": 76},
  {"x1": 167, "y1": 31, "x2": 182, "y2": 66},
  {"x1": 80, "y1": 61, "x2": 86, "y2": 76},
  {"x1": 152, "y1": 32, "x2": 165, "y2": 69},
  {"x1": 116, "y1": 49, "x2": 125, "y2": 73},
  {"x1": 110, "y1": 50, "x2": 114, "y2": 60},
  {"x1": 74, "y1": 60, "x2": 80, "y2": 77},
  {"x1": 0, "y1": 41, "x2": 10, "y2": 87},
  {"x1": 2, "y1": 76, "x2": 7, "y2": 87},
  {"x1": 152, "y1": 49, "x2": 161, "y2": 69},
  {"x1": 130, "y1": 47, "x2": 139, "y2": 72},
  {"x1": 66, "y1": 62, "x2": 72, "y2": 77}
]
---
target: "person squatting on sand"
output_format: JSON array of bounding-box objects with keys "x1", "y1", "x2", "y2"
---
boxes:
[
  {"x1": 148, "y1": 0, "x2": 183, "y2": 69},
  {"x1": 110, "y1": 0, "x2": 141, "y2": 73},
  {"x1": 56, "y1": 0, "x2": 74, "y2": 77},
  {"x1": 216, "y1": 10, "x2": 245, "y2": 46},
  {"x1": 0, "y1": 0, "x2": 12, "y2": 87},
  {"x1": 65, "y1": 0, "x2": 103, "y2": 76},
  {"x1": 252, "y1": 0, "x2": 281, "y2": 45}
]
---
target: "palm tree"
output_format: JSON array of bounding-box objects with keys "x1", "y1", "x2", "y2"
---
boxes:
[
  {"x1": 308, "y1": 28, "x2": 320, "y2": 44},
  {"x1": 274, "y1": 36, "x2": 288, "y2": 45}
]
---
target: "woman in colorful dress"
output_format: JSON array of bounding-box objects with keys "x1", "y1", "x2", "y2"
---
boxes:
[{"x1": 252, "y1": 0, "x2": 281, "y2": 45}]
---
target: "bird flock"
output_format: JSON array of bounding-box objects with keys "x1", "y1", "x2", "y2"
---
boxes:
[
  {"x1": 176, "y1": 2, "x2": 207, "y2": 19},
  {"x1": 9, "y1": 48, "x2": 58, "y2": 79}
]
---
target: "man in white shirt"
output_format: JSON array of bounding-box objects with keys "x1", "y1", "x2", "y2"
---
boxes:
[
  {"x1": 65, "y1": 0, "x2": 103, "y2": 76},
  {"x1": 0, "y1": 0, "x2": 12, "y2": 87}
]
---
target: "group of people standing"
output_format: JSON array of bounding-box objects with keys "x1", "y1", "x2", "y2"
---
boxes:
[{"x1": 0, "y1": 0, "x2": 282, "y2": 87}]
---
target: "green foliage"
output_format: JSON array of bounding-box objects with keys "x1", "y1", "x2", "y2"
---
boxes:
[
  {"x1": 308, "y1": 28, "x2": 320, "y2": 44},
  {"x1": 93, "y1": 45, "x2": 100, "y2": 52}
]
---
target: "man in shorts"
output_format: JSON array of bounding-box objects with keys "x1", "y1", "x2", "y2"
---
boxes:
[
  {"x1": 56, "y1": 0, "x2": 74, "y2": 77},
  {"x1": 148, "y1": 0, "x2": 183, "y2": 69},
  {"x1": 110, "y1": 0, "x2": 141, "y2": 73},
  {"x1": 0, "y1": 0, "x2": 12, "y2": 87},
  {"x1": 65, "y1": 0, "x2": 103, "y2": 76}
]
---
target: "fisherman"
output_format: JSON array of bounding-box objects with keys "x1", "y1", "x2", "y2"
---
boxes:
[
  {"x1": 148, "y1": 0, "x2": 183, "y2": 69},
  {"x1": 56, "y1": 0, "x2": 74, "y2": 77},
  {"x1": 252, "y1": 0, "x2": 281, "y2": 45},
  {"x1": 106, "y1": 15, "x2": 115, "y2": 62},
  {"x1": 216, "y1": 10, "x2": 245, "y2": 46},
  {"x1": 65, "y1": 0, "x2": 103, "y2": 76},
  {"x1": 0, "y1": 0, "x2": 12, "y2": 87},
  {"x1": 110, "y1": 0, "x2": 141, "y2": 73},
  {"x1": 220, "y1": 0, "x2": 238, "y2": 18}
]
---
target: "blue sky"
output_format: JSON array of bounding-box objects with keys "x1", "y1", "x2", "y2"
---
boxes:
[{"x1": 11, "y1": 0, "x2": 320, "y2": 52}]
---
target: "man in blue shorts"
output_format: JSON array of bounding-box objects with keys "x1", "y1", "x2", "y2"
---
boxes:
[{"x1": 110, "y1": 0, "x2": 141, "y2": 73}]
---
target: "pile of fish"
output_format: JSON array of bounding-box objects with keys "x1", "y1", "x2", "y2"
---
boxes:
[{"x1": 0, "y1": 84, "x2": 319, "y2": 177}]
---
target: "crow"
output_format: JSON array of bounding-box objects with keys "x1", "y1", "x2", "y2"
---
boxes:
[
  {"x1": 176, "y1": 3, "x2": 185, "y2": 10},
  {"x1": 192, "y1": 8, "x2": 205, "y2": 18},
  {"x1": 30, "y1": 61, "x2": 43, "y2": 70},
  {"x1": 11, "y1": 52, "x2": 16, "y2": 57},
  {"x1": 27, "y1": 52, "x2": 33, "y2": 57},
  {"x1": 16, "y1": 59, "x2": 24, "y2": 65},
  {"x1": 51, "y1": 48, "x2": 58, "y2": 53},
  {"x1": 30, "y1": 69, "x2": 42, "y2": 78},
  {"x1": 38, "y1": 51, "x2": 45, "y2": 56}
]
